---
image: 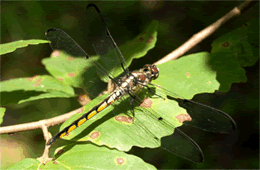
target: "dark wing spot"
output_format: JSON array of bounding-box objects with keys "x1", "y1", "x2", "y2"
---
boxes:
[{"x1": 158, "y1": 117, "x2": 163, "y2": 121}]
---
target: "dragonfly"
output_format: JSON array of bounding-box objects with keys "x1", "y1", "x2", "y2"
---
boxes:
[{"x1": 45, "y1": 4, "x2": 236, "y2": 163}]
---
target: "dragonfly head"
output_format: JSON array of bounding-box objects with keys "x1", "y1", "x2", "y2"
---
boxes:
[{"x1": 141, "y1": 64, "x2": 159, "y2": 80}]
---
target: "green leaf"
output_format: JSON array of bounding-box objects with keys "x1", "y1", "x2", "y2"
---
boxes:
[
  {"x1": 246, "y1": 18, "x2": 260, "y2": 64},
  {"x1": 0, "y1": 107, "x2": 6, "y2": 125},
  {"x1": 5, "y1": 158, "x2": 40, "y2": 170},
  {"x1": 211, "y1": 18, "x2": 259, "y2": 68},
  {"x1": 6, "y1": 145, "x2": 156, "y2": 169},
  {"x1": 0, "y1": 75, "x2": 74, "y2": 94},
  {"x1": 0, "y1": 75, "x2": 75, "y2": 105},
  {"x1": 155, "y1": 51, "x2": 247, "y2": 94},
  {"x1": 45, "y1": 144, "x2": 156, "y2": 170},
  {"x1": 210, "y1": 19, "x2": 259, "y2": 91},
  {"x1": 210, "y1": 52, "x2": 247, "y2": 92},
  {"x1": 154, "y1": 52, "x2": 220, "y2": 99},
  {"x1": 0, "y1": 40, "x2": 49, "y2": 55},
  {"x1": 42, "y1": 51, "x2": 101, "y2": 90},
  {"x1": 59, "y1": 87, "x2": 186, "y2": 151},
  {"x1": 18, "y1": 91, "x2": 76, "y2": 104}
]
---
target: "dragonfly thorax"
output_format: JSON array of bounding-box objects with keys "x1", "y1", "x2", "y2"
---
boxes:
[
  {"x1": 141, "y1": 64, "x2": 159, "y2": 80},
  {"x1": 116, "y1": 64, "x2": 159, "y2": 95}
]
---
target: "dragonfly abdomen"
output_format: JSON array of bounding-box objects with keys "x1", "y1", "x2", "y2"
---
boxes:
[{"x1": 46, "y1": 88, "x2": 124, "y2": 145}]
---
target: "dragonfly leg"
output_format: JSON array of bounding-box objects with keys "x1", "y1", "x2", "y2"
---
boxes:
[
  {"x1": 130, "y1": 98, "x2": 136, "y2": 119},
  {"x1": 144, "y1": 84, "x2": 165, "y2": 99}
]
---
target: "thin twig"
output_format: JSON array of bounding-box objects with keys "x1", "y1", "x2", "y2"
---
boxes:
[
  {"x1": 38, "y1": 121, "x2": 52, "y2": 164},
  {"x1": 0, "y1": 107, "x2": 84, "y2": 134},
  {"x1": 154, "y1": 0, "x2": 252, "y2": 65}
]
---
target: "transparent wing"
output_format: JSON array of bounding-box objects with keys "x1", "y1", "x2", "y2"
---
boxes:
[
  {"x1": 85, "y1": 4, "x2": 130, "y2": 81},
  {"x1": 45, "y1": 28, "x2": 113, "y2": 82},
  {"x1": 161, "y1": 128, "x2": 204, "y2": 163},
  {"x1": 155, "y1": 85, "x2": 236, "y2": 134},
  {"x1": 45, "y1": 28, "x2": 88, "y2": 58},
  {"x1": 179, "y1": 99, "x2": 236, "y2": 134}
]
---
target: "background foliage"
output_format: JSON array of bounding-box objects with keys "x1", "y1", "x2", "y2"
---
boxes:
[{"x1": 1, "y1": 1, "x2": 259, "y2": 169}]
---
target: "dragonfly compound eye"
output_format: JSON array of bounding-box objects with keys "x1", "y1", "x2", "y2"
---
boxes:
[
  {"x1": 141, "y1": 64, "x2": 159, "y2": 80},
  {"x1": 151, "y1": 65, "x2": 159, "y2": 80}
]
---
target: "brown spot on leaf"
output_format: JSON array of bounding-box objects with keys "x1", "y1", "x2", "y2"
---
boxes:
[
  {"x1": 53, "y1": 161, "x2": 58, "y2": 164},
  {"x1": 140, "y1": 98, "x2": 153, "y2": 108},
  {"x1": 222, "y1": 42, "x2": 229, "y2": 47},
  {"x1": 27, "y1": 75, "x2": 39, "y2": 81},
  {"x1": 115, "y1": 116, "x2": 133, "y2": 123},
  {"x1": 90, "y1": 132, "x2": 100, "y2": 139},
  {"x1": 33, "y1": 83, "x2": 40, "y2": 87},
  {"x1": 176, "y1": 114, "x2": 192, "y2": 123},
  {"x1": 35, "y1": 77, "x2": 43, "y2": 83},
  {"x1": 116, "y1": 158, "x2": 124, "y2": 165},
  {"x1": 146, "y1": 36, "x2": 153, "y2": 43},
  {"x1": 138, "y1": 37, "x2": 144, "y2": 42},
  {"x1": 67, "y1": 57, "x2": 74, "y2": 61},
  {"x1": 185, "y1": 73, "x2": 191, "y2": 78},
  {"x1": 68, "y1": 72, "x2": 76, "y2": 77},
  {"x1": 57, "y1": 77, "x2": 64, "y2": 81},
  {"x1": 51, "y1": 50, "x2": 61, "y2": 57},
  {"x1": 78, "y1": 94, "x2": 91, "y2": 106},
  {"x1": 207, "y1": 81, "x2": 211, "y2": 84}
]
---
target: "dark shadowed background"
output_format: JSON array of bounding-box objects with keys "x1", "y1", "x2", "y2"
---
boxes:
[{"x1": 1, "y1": 1, "x2": 259, "y2": 169}]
